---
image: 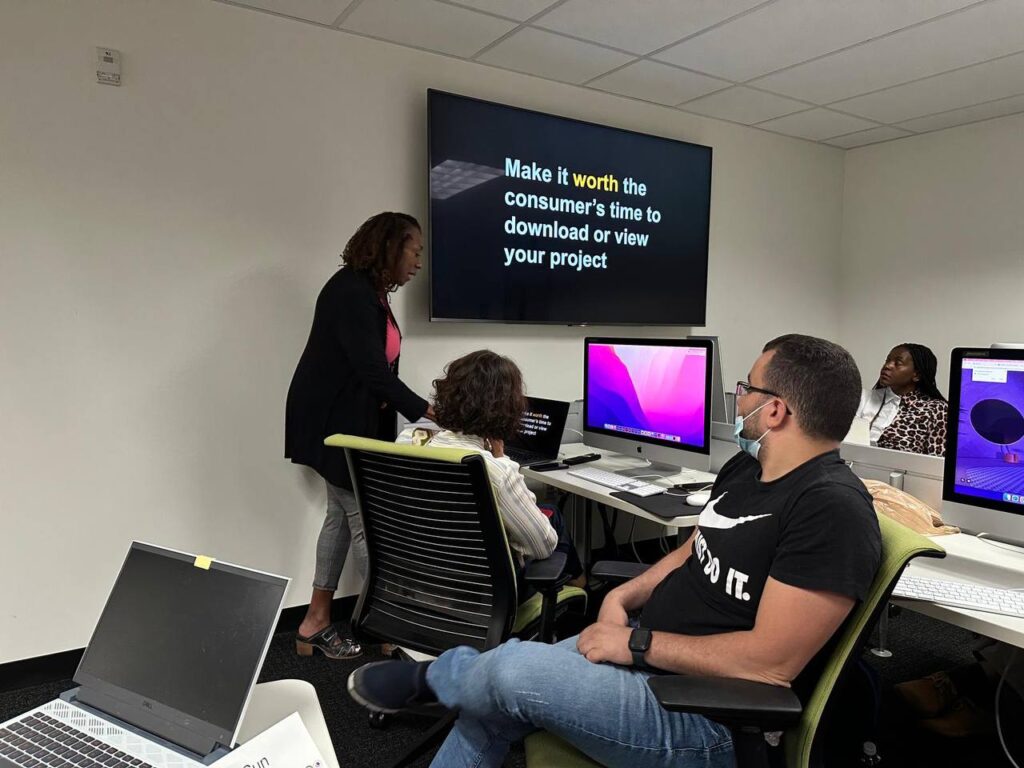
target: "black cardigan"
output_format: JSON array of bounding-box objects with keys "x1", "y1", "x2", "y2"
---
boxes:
[{"x1": 285, "y1": 267, "x2": 429, "y2": 488}]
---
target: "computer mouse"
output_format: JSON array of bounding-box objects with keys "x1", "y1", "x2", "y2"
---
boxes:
[{"x1": 686, "y1": 491, "x2": 711, "y2": 507}]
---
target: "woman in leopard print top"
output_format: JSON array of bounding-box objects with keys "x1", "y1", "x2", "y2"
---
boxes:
[{"x1": 871, "y1": 343, "x2": 949, "y2": 457}]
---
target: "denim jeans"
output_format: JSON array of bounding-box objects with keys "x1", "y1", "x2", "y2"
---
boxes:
[{"x1": 426, "y1": 636, "x2": 734, "y2": 768}]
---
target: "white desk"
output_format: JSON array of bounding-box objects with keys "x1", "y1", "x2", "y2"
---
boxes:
[
  {"x1": 522, "y1": 443, "x2": 1024, "y2": 650},
  {"x1": 240, "y1": 680, "x2": 339, "y2": 768},
  {"x1": 894, "y1": 533, "x2": 1024, "y2": 649},
  {"x1": 527, "y1": 447, "x2": 1024, "y2": 649},
  {"x1": 521, "y1": 443, "x2": 715, "y2": 529},
  {"x1": 521, "y1": 443, "x2": 715, "y2": 574}
]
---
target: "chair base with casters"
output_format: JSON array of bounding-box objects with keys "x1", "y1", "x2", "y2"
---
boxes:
[
  {"x1": 367, "y1": 566, "x2": 587, "y2": 751},
  {"x1": 358, "y1": 564, "x2": 587, "y2": 766},
  {"x1": 524, "y1": 514, "x2": 944, "y2": 768}
]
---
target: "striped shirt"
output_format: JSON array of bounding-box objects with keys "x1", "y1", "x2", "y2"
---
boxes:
[{"x1": 395, "y1": 427, "x2": 558, "y2": 563}]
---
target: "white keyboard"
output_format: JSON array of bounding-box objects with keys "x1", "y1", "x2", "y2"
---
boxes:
[
  {"x1": 893, "y1": 574, "x2": 1024, "y2": 618},
  {"x1": 566, "y1": 466, "x2": 664, "y2": 497}
]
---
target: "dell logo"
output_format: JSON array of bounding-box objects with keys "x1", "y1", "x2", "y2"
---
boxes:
[{"x1": 141, "y1": 701, "x2": 152, "y2": 710}]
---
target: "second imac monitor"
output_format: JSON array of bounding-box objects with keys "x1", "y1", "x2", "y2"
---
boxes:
[
  {"x1": 942, "y1": 347, "x2": 1024, "y2": 544},
  {"x1": 584, "y1": 337, "x2": 712, "y2": 474}
]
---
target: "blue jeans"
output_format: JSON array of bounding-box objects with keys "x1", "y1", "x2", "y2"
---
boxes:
[{"x1": 426, "y1": 636, "x2": 735, "y2": 768}]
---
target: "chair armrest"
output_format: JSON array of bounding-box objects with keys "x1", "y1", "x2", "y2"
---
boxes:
[
  {"x1": 523, "y1": 551, "x2": 568, "y2": 587},
  {"x1": 647, "y1": 674, "x2": 802, "y2": 729},
  {"x1": 591, "y1": 561, "x2": 650, "y2": 582}
]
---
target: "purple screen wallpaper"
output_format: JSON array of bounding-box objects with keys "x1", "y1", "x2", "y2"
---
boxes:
[
  {"x1": 953, "y1": 359, "x2": 1024, "y2": 505},
  {"x1": 586, "y1": 343, "x2": 707, "y2": 448}
]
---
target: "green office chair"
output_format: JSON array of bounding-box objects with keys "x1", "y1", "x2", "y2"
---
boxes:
[
  {"x1": 324, "y1": 435, "x2": 588, "y2": 766},
  {"x1": 523, "y1": 513, "x2": 945, "y2": 768}
]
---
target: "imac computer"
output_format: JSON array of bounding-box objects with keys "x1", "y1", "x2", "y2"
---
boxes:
[
  {"x1": 583, "y1": 337, "x2": 712, "y2": 475},
  {"x1": 942, "y1": 347, "x2": 1024, "y2": 546},
  {"x1": 687, "y1": 335, "x2": 728, "y2": 424}
]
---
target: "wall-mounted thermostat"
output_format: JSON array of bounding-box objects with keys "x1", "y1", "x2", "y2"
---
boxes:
[{"x1": 96, "y1": 47, "x2": 121, "y2": 86}]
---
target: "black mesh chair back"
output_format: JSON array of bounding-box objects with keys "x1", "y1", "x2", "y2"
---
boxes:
[{"x1": 325, "y1": 435, "x2": 520, "y2": 657}]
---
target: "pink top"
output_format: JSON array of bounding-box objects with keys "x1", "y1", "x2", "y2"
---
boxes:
[{"x1": 383, "y1": 301, "x2": 401, "y2": 365}]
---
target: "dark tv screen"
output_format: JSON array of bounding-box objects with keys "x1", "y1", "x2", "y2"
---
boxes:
[{"x1": 428, "y1": 90, "x2": 712, "y2": 325}]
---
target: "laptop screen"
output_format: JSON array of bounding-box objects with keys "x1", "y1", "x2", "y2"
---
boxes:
[
  {"x1": 74, "y1": 543, "x2": 288, "y2": 753},
  {"x1": 507, "y1": 397, "x2": 570, "y2": 458}
]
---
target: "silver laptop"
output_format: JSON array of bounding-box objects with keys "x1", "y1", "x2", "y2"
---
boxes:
[{"x1": 0, "y1": 543, "x2": 289, "y2": 768}]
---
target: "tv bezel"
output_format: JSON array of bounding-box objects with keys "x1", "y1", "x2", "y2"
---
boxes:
[{"x1": 427, "y1": 88, "x2": 713, "y2": 326}]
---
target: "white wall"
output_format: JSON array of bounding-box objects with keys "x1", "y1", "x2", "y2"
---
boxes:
[
  {"x1": 838, "y1": 113, "x2": 1024, "y2": 389},
  {"x1": 0, "y1": 0, "x2": 845, "y2": 663}
]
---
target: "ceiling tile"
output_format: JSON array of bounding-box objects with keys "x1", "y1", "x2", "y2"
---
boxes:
[
  {"x1": 533, "y1": 0, "x2": 767, "y2": 55},
  {"x1": 832, "y1": 51, "x2": 1024, "y2": 123},
  {"x1": 588, "y1": 60, "x2": 730, "y2": 106},
  {"x1": 679, "y1": 86, "x2": 808, "y2": 124},
  {"x1": 654, "y1": 0, "x2": 979, "y2": 82},
  {"x1": 896, "y1": 93, "x2": 1024, "y2": 133},
  {"x1": 477, "y1": 27, "x2": 634, "y2": 84},
  {"x1": 341, "y1": 0, "x2": 516, "y2": 57},
  {"x1": 824, "y1": 126, "x2": 914, "y2": 149},
  {"x1": 449, "y1": 0, "x2": 559, "y2": 21},
  {"x1": 756, "y1": 108, "x2": 878, "y2": 141},
  {"x1": 223, "y1": 0, "x2": 355, "y2": 25},
  {"x1": 750, "y1": 0, "x2": 1024, "y2": 103}
]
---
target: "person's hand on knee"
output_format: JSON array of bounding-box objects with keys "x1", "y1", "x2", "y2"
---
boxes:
[{"x1": 577, "y1": 623, "x2": 632, "y2": 666}]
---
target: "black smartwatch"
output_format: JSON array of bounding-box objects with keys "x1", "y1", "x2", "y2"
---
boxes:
[{"x1": 628, "y1": 628, "x2": 653, "y2": 668}]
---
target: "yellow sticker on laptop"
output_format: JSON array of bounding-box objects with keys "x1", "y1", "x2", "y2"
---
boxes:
[{"x1": 194, "y1": 555, "x2": 214, "y2": 570}]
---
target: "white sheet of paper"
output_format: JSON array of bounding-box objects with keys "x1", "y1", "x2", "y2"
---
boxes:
[{"x1": 214, "y1": 712, "x2": 327, "y2": 768}]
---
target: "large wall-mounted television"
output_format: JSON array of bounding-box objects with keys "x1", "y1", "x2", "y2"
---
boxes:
[{"x1": 428, "y1": 90, "x2": 712, "y2": 326}]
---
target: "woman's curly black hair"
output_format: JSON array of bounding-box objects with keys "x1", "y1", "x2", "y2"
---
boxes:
[
  {"x1": 341, "y1": 212, "x2": 420, "y2": 293},
  {"x1": 432, "y1": 350, "x2": 527, "y2": 441}
]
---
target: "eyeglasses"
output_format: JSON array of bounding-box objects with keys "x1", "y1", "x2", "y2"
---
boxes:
[
  {"x1": 736, "y1": 381, "x2": 782, "y2": 399},
  {"x1": 735, "y1": 381, "x2": 793, "y2": 415}
]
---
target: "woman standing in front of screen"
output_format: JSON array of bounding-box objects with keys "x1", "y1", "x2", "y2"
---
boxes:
[
  {"x1": 856, "y1": 343, "x2": 949, "y2": 456},
  {"x1": 285, "y1": 212, "x2": 433, "y2": 659}
]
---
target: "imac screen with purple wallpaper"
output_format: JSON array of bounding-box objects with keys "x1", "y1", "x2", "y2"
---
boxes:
[
  {"x1": 943, "y1": 347, "x2": 1024, "y2": 542},
  {"x1": 583, "y1": 337, "x2": 712, "y2": 473}
]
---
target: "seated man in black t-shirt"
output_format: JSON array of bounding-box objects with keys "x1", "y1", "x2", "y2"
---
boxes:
[{"x1": 347, "y1": 334, "x2": 882, "y2": 768}]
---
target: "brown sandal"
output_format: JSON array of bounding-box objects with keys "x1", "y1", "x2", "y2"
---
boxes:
[{"x1": 296, "y1": 624, "x2": 362, "y2": 659}]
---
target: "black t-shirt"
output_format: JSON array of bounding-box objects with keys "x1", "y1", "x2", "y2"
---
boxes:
[{"x1": 641, "y1": 450, "x2": 881, "y2": 638}]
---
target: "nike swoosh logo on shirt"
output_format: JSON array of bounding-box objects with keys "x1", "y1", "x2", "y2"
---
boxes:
[{"x1": 697, "y1": 492, "x2": 772, "y2": 530}]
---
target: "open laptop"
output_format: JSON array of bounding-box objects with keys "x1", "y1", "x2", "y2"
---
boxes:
[
  {"x1": 505, "y1": 397, "x2": 570, "y2": 467},
  {"x1": 0, "y1": 542, "x2": 289, "y2": 768}
]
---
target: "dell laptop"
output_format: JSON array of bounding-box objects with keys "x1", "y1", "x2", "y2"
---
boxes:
[
  {"x1": 505, "y1": 397, "x2": 570, "y2": 467},
  {"x1": 0, "y1": 542, "x2": 289, "y2": 768}
]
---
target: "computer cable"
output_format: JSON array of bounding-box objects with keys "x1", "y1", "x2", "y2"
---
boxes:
[{"x1": 995, "y1": 648, "x2": 1021, "y2": 768}]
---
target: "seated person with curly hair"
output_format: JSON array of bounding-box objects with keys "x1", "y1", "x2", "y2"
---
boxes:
[{"x1": 396, "y1": 349, "x2": 580, "y2": 583}]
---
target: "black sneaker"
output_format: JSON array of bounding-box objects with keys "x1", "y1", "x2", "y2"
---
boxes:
[{"x1": 347, "y1": 660, "x2": 436, "y2": 714}]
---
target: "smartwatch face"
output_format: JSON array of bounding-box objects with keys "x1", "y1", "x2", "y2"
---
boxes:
[{"x1": 630, "y1": 628, "x2": 652, "y2": 651}]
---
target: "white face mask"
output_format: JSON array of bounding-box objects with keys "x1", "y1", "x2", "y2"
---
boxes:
[{"x1": 733, "y1": 400, "x2": 772, "y2": 460}]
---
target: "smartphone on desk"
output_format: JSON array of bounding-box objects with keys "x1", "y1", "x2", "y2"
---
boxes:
[
  {"x1": 673, "y1": 481, "x2": 713, "y2": 492},
  {"x1": 530, "y1": 461, "x2": 565, "y2": 472}
]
